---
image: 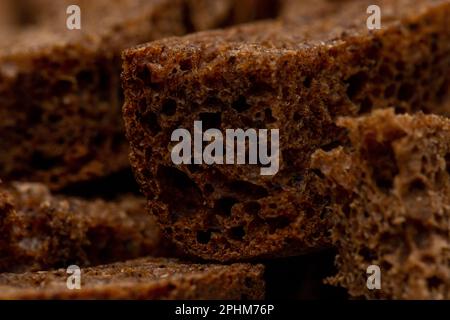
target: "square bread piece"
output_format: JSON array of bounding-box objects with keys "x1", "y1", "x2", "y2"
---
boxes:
[
  {"x1": 0, "y1": 257, "x2": 265, "y2": 300},
  {"x1": 0, "y1": 182, "x2": 173, "y2": 273},
  {"x1": 312, "y1": 109, "x2": 449, "y2": 299},
  {"x1": 0, "y1": 0, "x2": 276, "y2": 190},
  {"x1": 122, "y1": 0, "x2": 450, "y2": 261}
]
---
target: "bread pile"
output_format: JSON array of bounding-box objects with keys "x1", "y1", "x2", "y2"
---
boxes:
[{"x1": 0, "y1": 0, "x2": 448, "y2": 299}]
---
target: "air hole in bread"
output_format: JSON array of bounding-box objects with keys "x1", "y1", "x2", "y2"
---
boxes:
[
  {"x1": 264, "y1": 108, "x2": 276, "y2": 123},
  {"x1": 363, "y1": 134, "x2": 401, "y2": 191},
  {"x1": 426, "y1": 276, "x2": 442, "y2": 290},
  {"x1": 197, "y1": 230, "x2": 211, "y2": 244},
  {"x1": 320, "y1": 140, "x2": 341, "y2": 152},
  {"x1": 161, "y1": 99, "x2": 177, "y2": 116},
  {"x1": 381, "y1": 261, "x2": 392, "y2": 272},
  {"x1": 358, "y1": 246, "x2": 376, "y2": 262},
  {"x1": 407, "y1": 178, "x2": 427, "y2": 196},
  {"x1": 345, "y1": 71, "x2": 368, "y2": 100},
  {"x1": 303, "y1": 76, "x2": 312, "y2": 88},
  {"x1": 398, "y1": 83, "x2": 415, "y2": 101},
  {"x1": 229, "y1": 226, "x2": 245, "y2": 240},
  {"x1": 311, "y1": 168, "x2": 325, "y2": 179},
  {"x1": 214, "y1": 197, "x2": 238, "y2": 216},
  {"x1": 31, "y1": 151, "x2": 61, "y2": 171},
  {"x1": 232, "y1": 95, "x2": 250, "y2": 112},
  {"x1": 76, "y1": 70, "x2": 95, "y2": 89},
  {"x1": 179, "y1": 59, "x2": 192, "y2": 71}
]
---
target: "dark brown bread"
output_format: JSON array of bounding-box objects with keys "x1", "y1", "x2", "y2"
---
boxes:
[
  {"x1": 0, "y1": 0, "x2": 276, "y2": 190},
  {"x1": 312, "y1": 109, "x2": 449, "y2": 299},
  {"x1": 0, "y1": 182, "x2": 172, "y2": 273},
  {"x1": 122, "y1": 0, "x2": 450, "y2": 262},
  {"x1": 0, "y1": 257, "x2": 265, "y2": 300}
]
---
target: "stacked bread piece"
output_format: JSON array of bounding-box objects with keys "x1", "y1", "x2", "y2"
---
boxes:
[
  {"x1": 0, "y1": 182, "x2": 174, "y2": 273},
  {"x1": 0, "y1": 0, "x2": 277, "y2": 190},
  {"x1": 123, "y1": 0, "x2": 449, "y2": 261},
  {"x1": 0, "y1": 258, "x2": 264, "y2": 300},
  {"x1": 122, "y1": 0, "x2": 449, "y2": 299},
  {"x1": 312, "y1": 109, "x2": 449, "y2": 299},
  {"x1": 0, "y1": 0, "x2": 275, "y2": 300},
  {"x1": 0, "y1": 257, "x2": 264, "y2": 300},
  {"x1": 0, "y1": 0, "x2": 448, "y2": 300}
]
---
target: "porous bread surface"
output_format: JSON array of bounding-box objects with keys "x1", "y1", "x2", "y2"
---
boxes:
[
  {"x1": 0, "y1": 257, "x2": 265, "y2": 300},
  {"x1": 312, "y1": 109, "x2": 450, "y2": 299},
  {"x1": 0, "y1": 182, "x2": 171, "y2": 273},
  {"x1": 0, "y1": 0, "x2": 276, "y2": 190},
  {"x1": 122, "y1": 0, "x2": 450, "y2": 261}
]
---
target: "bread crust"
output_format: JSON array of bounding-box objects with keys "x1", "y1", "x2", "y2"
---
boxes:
[{"x1": 0, "y1": 257, "x2": 265, "y2": 300}]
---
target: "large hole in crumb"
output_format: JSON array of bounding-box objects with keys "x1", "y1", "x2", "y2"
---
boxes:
[
  {"x1": 214, "y1": 197, "x2": 238, "y2": 216},
  {"x1": 426, "y1": 276, "x2": 442, "y2": 290},
  {"x1": 196, "y1": 230, "x2": 211, "y2": 244},
  {"x1": 363, "y1": 133, "x2": 403, "y2": 191},
  {"x1": 161, "y1": 99, "x2": 177, "y2": 116},
  {"x1": 407, "y1": 179, "x2": 427, "y2": 196},
  {"x1": 311, "y1": 169, "x2": 325, "y2": 180},
  {"x1": 397, "y1": 83, "x2": 415, "y2": 101},
  {"x1": 179, "y1": 59, "x2": 192, "y2": 71},
  {"x1": 204, "y1": 184, "x2": 214, "y2": 195},
  {"x1": 137, "y1": 65, "x2": 151, "y2": 83},
  {"x1": 232, "y1": 95, "x2": 251, "y2": 113},
  {"x1": 76, "y1": 70, "x2": 95, "y2": 89},
  {"x1": 229, "y1": 226, "x2": 246, "y2": 240},
  {"x1": 303, "y1": 76, "x2": 312, "y2": 88},
  {"x1": 31, "y1": 151, "x2": 62, "y2": 171},
  {"x1": 264, "y1": 108, "x2": 277, "y2": 123},
  {"x1": 381, "y1": 261, "x2": 392, "y2": 272},
  {"x1": 320, "y1": 140, "x2": 341, "y2": 152},
  {"x1": 98, "y1": 67, "x2": 111, "y2": 98},
  {"x1": 345, "y1": 71, "x2": 368, "y2": 100},
  {"x1": 358, "y1": 246, "x2": 376, "y2": 262}
]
